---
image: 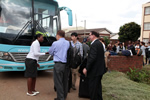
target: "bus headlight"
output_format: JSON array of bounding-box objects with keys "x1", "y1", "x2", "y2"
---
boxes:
[
  {"x1": 0, "y1": 66, "x2": 3, "y2": 69},
  {"x1": 0, "y1": 52, "x2": 4, "y2": 57},
  {"x1": 0, "y1": 52, "x2": 13, "y2": 61}
]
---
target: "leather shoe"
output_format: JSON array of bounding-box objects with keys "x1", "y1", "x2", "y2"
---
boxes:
[
  {"x1": 54, "y1": 98, "x2": 60, "y2": 100},
  {"x1": 54, "y1": 98, "x2": 57, "y2": 100},
  {"x1": 72, "y1": 87, "x2": 76, "y2": 90}
]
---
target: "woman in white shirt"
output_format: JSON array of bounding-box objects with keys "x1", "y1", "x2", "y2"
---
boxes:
[{"x1": 24, "y1": 34, "x2": 48, "y2": 96}]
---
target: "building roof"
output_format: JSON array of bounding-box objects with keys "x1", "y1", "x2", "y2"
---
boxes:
[
  {"x1": 66, "y1": 28, "x2": 113, "y2": 34},
  {"x1": 110, "y1": 33, "x2": 119, "y2": 40},
  {"x1": 147, "y1": 2, "x2": 150, "y2": 4}
]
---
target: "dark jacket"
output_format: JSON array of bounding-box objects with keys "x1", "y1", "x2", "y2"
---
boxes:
[{"x1": 86, "y1": 39, "x2": 106, "y2": 78}]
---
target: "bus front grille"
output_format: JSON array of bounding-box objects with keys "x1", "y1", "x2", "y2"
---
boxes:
[{"x1": 9, "y1": 52, "x2": 51, "y2": 62}]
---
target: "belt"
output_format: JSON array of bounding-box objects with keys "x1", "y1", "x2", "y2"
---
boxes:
[{"x1": 54, "y1": 61, "x2": 67, "y2": 64}]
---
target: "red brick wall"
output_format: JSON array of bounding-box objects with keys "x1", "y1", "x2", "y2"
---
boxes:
[{"x1": 107, "y1": 55, "x2": 143, "y2": 73}]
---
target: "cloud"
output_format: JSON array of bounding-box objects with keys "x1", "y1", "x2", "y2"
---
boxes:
[{"x1": 58, "y1": 0, "x2": 150, "y2": 33}]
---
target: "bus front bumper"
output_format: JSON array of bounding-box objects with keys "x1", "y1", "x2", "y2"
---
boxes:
[{"x1": 0, "y1": 60, "x2": 54, "y2": 72}]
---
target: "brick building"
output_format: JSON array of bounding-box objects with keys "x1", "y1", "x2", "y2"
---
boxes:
[
  {"x1": 140, "y1": 2, "x2": 150, "y2": 43},
  {"x1": 65, "y1": 28, "x2": 112, "y2": 41}
]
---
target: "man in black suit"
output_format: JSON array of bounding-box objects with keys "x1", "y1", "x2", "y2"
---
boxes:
[{"x1": 83, "y1": 31, "x2": 106, "y2": 100}]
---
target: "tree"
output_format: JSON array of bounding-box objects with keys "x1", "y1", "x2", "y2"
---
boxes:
[
  {"x1": 118, "y1": 22, "x2": 141, "y2": 42},
  {"x1": 103, "y1": 36, "x2": 110, "y2": 47}
]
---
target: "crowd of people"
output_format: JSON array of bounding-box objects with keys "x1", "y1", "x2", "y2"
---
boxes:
[
  {"x1": 24, "y1": 30, "x2": 106, "y2": 100},
  {"x1": 24, "y1": 29, "x2": 150, "y2": 100},
  {"x1": 106, "y1": 40, "x2": 150, "y2": 66}
]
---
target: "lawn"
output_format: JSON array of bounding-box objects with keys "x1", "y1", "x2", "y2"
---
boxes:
[{"x1": 102, "y1": 67, "x2": 150, "y2": 100}]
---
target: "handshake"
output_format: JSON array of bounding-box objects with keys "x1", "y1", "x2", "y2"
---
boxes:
[{"x1": 45, "y1": 52, "x2": 49, "y2": 54}]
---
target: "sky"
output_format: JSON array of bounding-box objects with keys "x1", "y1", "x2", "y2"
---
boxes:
[{"x1": 57, "y1": 0, "x2": 150, "y2": 33}]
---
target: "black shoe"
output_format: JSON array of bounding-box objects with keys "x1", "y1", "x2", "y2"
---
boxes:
[
  {"x1": 54, "y1": 98, "x2": 60, "y2": 100},
  {"x1": 54, "y1": 98, "x2": 57, "y2": 100},
  {"x1": 72, "y1": 87, "x2": 76, "y2": 90}
]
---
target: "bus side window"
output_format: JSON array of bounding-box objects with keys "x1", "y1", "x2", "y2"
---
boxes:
[{"x1": 0, "y1": 6, "x2": 2, "y2": 16}]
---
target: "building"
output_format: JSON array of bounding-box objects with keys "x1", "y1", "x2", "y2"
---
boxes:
[
  {"x1": 140, "y1": 2, "x2": 150, "y2": 43},
  {"x1": 62, "y1": 26, "x2": 84, "y2": 34},
  {"x1": 110, "y1": 33, "x2": 119, "y2": 45},
  {"x1": 66, "y1": 28, "x2": 112, "y2": 39}
]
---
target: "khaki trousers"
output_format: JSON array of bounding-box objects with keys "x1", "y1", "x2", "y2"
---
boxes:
[{"x1": 71, "y1": 67, "x2": 79, "y2": 87}]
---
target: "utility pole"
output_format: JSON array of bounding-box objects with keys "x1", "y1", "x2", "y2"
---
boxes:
[
  {"x1": 75, "y1": 14, "x2": 78, "y2": 30},
  {"x1": 84, "y1": 20, "x2": 86, "y2": 38},
  {"x1": 81, "y1": 20, "x2": 86, "y2": 38}
]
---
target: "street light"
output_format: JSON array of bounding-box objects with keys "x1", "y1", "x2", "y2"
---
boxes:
[{"x1": 81, "y1": 20, "x2": 86, "y2": 38}]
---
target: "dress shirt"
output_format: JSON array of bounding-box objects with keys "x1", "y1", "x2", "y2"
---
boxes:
[
  {"x1": 141, "y1": 45, "x2": 146, "y2": 56},
  {"x1": 71, "y1": 40, "x2": 83, "y2": 57},
  {"x1": 26, "y1": 39, "x2": 45, "y2": 61},
  {"x1": 91, "y1": 39, "x2": 97, "y2": 45},
  {"x1": 48, "y1": 38, "x2": 70, "y2": 63}
]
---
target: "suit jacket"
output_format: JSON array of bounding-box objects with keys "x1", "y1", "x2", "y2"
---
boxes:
[{"x1": 86, "y1": 39, "x2": 106, "y2": 78}]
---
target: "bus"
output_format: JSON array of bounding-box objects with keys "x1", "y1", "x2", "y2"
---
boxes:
[{"x1": 0, "y1": 0, "x2": 73, "y2": 72}]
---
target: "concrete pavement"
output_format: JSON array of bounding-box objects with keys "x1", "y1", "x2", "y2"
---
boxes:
[{"x1": 0, "y1": 70, "x2": 89, "y2": 100}]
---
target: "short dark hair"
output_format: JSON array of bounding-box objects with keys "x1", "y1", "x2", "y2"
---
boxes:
[
  {"x1": 57, "y1": 30, "x2": 65, "y2": 37},
  {"x1": 118, "y1": 42, "x2": 122, "y2": 45},
  {"x1": 34, "y1": 34, "x2": 42, "y2": 39},
  {"x1": 71, "y1": 32, "x2": 78, "y2": 37},
  {"x1": 141, "y1": 42, "x2": 145, "y2": 45},
  {"x1": 91, "y1": 31, "x2": 99, "y2": 38}
]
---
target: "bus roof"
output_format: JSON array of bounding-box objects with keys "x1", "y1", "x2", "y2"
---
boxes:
[{"x1": 35, "y1": 0, "x2": 58, "y2": 7}]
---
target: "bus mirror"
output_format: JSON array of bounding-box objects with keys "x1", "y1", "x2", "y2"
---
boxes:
[{"x1": 59, "y1": 7, "x2": 73, "y2": 26}]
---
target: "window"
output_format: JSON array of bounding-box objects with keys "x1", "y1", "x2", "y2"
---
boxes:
[
  {"x1": 53, "y1": 17, "x2": 58, "y2": 37},
  {"x1": 145, "y1": 7, "x2": 150, "y2": 15},
  {"x1": 144, "y1": 23, "x2": 150, "y2": 30}
]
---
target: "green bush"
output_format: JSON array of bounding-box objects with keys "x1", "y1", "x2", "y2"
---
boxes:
[
  {"x1": 127, "y1": 68, "x2": 150, "y2": 84},
  {"x1": 103, "y1": 36, "x2": 110, "y2": 47}
]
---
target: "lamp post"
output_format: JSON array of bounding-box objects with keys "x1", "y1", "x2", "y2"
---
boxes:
[{"x1": 81, "y1": 20, "x2": 86, "y2": 38}]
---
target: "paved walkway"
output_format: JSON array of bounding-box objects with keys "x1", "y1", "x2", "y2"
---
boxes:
[{"x1": 0, "y1": 70, "x2": 89, "y2": 100}]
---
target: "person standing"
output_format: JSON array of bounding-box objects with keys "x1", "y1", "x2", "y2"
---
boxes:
[
  {"x1": 48, "y1": 30, "x2": 70, "y2": 100},
  {"x1": 83, "y1": 31, "x2": 106, "y2": 100},
  {"x1": 25, "y1": 34, "x2": 47, "y2": 96},
  {"x1": 99, "y1": 38, "x2": 106, "y2": 52},
  {"x1": 146, "y1": 42, "x2": 150, "y2": 64},
  {"x1": 107, "y1": 41, "x2": 112, "y2": 51},
  {"x1": 141, "y1": 42, "x2": 146, "y2": 66},
  {"x1": 71, "y1": 32, "x2": 83, "y2": 90},
  {"x1": 82, "y1": 38, "x2": 90, "y2": 60}
]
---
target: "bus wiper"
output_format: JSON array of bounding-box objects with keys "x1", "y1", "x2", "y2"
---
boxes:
[{"x1": 13, "y1": 20, "x2": 31, "y2": 44}]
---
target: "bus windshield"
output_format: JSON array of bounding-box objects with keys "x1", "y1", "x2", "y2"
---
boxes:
[
  {"x1": 0, "y1": 0, "x2": 59, "y2": 45},
  {"x1": 0, "y1": 0, "x2": 31, "y2": 34}
]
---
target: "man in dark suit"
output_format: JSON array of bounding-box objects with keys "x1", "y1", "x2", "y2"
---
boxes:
[{"x1": 83, "y1": 31, "x2": 106, "y2": 100}]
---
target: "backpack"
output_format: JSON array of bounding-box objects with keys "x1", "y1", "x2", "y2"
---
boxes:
[
  {"x1": 67, "y1": 42, "x2": 82, "y2": 69},
  {"x1": 122, "y1": 50, "x2": 131, "y2": 56},
  {"x1": 71, "y1": 46, "x2": 82, "y2": 69},
  {"x1": 135, "y1": 48, "x2": 142, "y2": 56},
  {"x1": 66, "y1": 42, "x2": 74, "y2": 68}
]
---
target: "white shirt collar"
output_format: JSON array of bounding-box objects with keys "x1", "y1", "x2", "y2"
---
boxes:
[{"x1": 91, "y1": 39, "x2": 97, "y2": 45}]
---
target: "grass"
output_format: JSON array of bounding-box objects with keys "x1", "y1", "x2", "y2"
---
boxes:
[{"x1": 102, "y1": 70, "x2": 150, "y2": 100}]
